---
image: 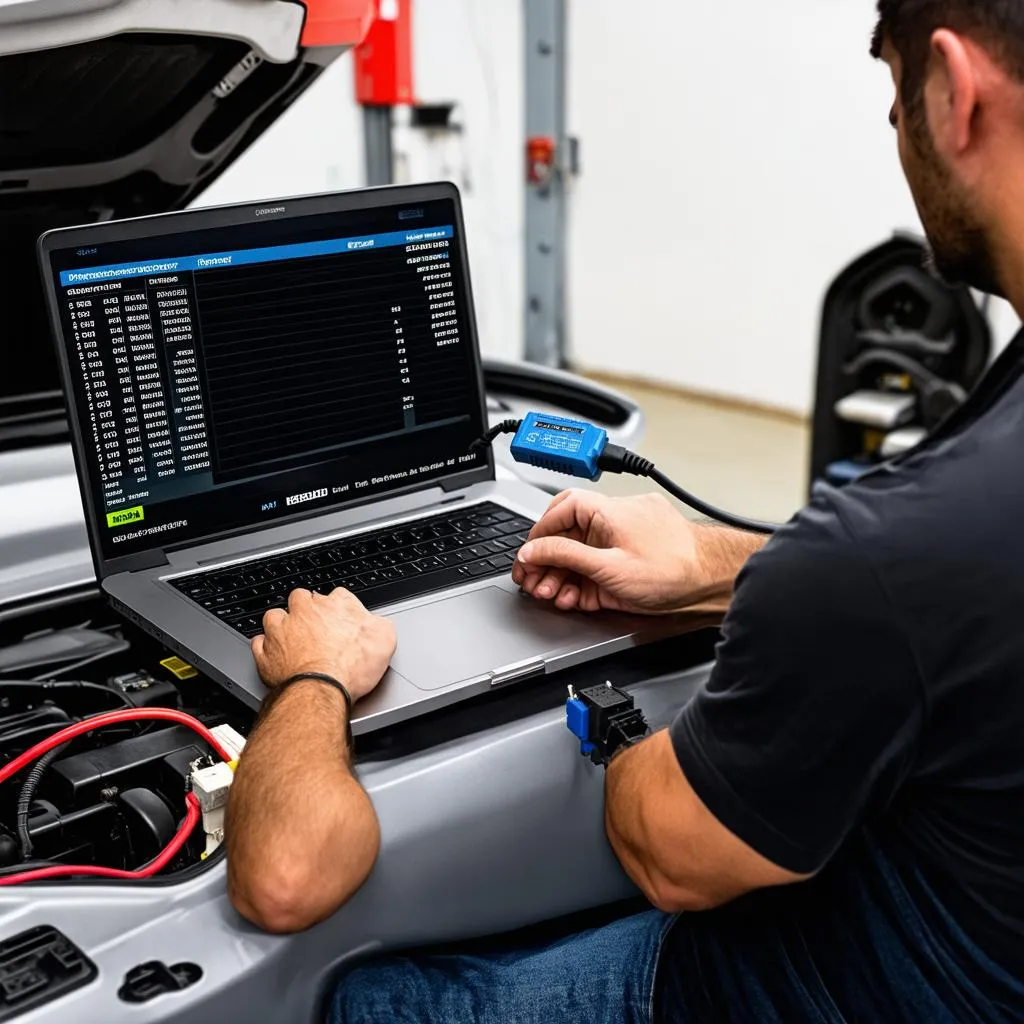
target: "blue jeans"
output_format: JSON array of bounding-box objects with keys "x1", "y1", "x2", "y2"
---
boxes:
[{"x1": 328, "y1": 910, "x2": 676, "y2": 1024}]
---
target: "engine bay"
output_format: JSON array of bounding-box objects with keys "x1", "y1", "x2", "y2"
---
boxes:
[{"x1": 0, "y1": 597, "x2": 255, "y2": 884}]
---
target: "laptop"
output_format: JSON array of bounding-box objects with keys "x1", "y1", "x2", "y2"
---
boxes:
[{"x1": 39, "y1": 182, "x2": 655, "y2": 734}]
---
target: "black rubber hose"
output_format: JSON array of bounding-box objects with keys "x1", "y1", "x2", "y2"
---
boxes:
[{"x1": 17, "y1": 742, "x2": 70, "y2": 860}]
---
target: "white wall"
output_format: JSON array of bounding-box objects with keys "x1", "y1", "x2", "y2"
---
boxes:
[{"x1": 568, "y1": 0, "x2": 1019, "y2": 415}]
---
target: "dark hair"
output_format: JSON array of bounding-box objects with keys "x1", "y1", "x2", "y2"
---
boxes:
[{"x1": 872, "y1": 1, "x2": 1024, "y2": 116}]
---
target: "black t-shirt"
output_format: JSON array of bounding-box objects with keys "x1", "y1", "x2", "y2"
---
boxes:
[{"x1": 657, "y1": 337, "x2": 1024, "y2": 1021}]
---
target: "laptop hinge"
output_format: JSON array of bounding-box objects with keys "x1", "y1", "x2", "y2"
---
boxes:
[
  {"x1": 489, "y1": 657, "x2": 546, "y2": 689},
  {"x1": 126, "y1": 551, "x2": 169, "y2": 572},
  {"x1": 441, "y1": 465, "x2": 493, "y2": 492}
]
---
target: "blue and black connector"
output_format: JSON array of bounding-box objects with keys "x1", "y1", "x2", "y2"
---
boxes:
[{"x1": 565, "y1": 681, "x2": 651, "y2": 767}]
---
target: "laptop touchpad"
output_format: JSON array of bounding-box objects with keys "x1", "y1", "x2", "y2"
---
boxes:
[{"x1": 388, "y1": 585, "x2": 615, "y2": 691}]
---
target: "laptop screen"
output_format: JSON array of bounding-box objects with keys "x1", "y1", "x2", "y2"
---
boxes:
[{"x1": 45, "y1": 195, "x2": 489, "y2": 564}]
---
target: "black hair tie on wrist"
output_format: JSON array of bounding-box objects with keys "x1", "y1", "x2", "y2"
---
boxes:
[
  {"x1": 271, "y1": 673, "x2": 355, "y2": 748},
  {"x1": 277, "y1": 672, "x2": 353, "y2": 713}
]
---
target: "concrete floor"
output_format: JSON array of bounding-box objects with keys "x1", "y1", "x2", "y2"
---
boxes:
[{"x1": 584, "y1": 375, "x2": 811, "y2": 525}]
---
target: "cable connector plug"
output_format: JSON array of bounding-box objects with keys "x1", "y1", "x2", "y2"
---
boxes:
[
  {"x1": 597, "y1": 443, "x2": 654, "y2": 477},
  {"x1": 566, "y1": 681, "x2": 651, "y2": 767}
]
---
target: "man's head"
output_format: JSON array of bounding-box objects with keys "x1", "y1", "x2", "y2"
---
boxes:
[{"x1": 873, "y1": 1, "x2": 1024, "y2": 298}]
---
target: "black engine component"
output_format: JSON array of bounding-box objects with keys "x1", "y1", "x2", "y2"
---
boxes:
[
  {"x1": 20, "y1": 799, "x2": 118, "y2": 866},
  {"x1": 0, "y1": 604, "x2": 252, "y2": 881},
  {"x1": 50, "y1": 727, "x2": 208, "y2": 803},
  {"x1": 106, "y1": 671, "x2": 180, "y2": 709},
  {"x1": 118, "y1": 789, "x2": 178, "y2": 863}
]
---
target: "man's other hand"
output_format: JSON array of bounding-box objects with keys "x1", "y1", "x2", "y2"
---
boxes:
[
  {"x1": 251, "y1": 588, "x2": 397, "y2": 702},
  {"x1": 512, "y1": 490, "x2": 759, "y2": 616}
]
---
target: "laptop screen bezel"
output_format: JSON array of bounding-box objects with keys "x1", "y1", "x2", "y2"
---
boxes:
[{"x1": 38, "y1": 182, "x2": 495, "y2": 581}]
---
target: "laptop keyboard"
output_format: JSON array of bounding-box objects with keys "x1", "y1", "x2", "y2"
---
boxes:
[{"x1": 169, "y1": 502, "x2": 534, "y2": 638}]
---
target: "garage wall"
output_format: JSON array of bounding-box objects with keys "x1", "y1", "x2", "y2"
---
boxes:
[
  {"x1": 569, "y1": 2, "x2": 893, "y2": 414},
  {"x1": 568, "y1": 0, "x2": 1020, "y2": 415},
  {"x1": 195, "y1": 2, "x2": 1019, "y2": 418}
]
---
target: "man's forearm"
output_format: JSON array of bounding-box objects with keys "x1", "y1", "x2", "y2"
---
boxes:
[
  {"x1": 604, "y1": 733, "x2": 697, "y2": 909},
  {"x1": 686, "y1": 525, "x2": 767, "y2": 615},
  {"x1": 226, "y1": 681, "x2": 380, "y2": 933}
]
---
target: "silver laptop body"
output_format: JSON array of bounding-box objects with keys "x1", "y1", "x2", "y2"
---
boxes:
[{"x1": 40, "y1": 182, "x2": 660, "y2": 734}]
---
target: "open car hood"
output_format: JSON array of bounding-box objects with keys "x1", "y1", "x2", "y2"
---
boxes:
[{"x1": 0, "y1": 0, "x2": 374, "y2": 445}]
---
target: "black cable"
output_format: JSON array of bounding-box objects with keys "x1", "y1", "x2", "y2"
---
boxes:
[
  {"x1": 0, "y1": 860, "x2": 59, "y2": 877},
  {"x1": 598, "y1": 445, "x2": 779, "y2": 535},
  {"x1": 16, "y1": 742, "x2": 69, "y2": 859},
  {"x1": 1, "y1": 680, "x2": 135, "y2": 709},
  {"x1": 0, "y1": 718, "x2": 73, "y2": 751},
  {"x1": 469, "y1": 419, "x2": 523, "y2": 455},
  {"x1": 649, "y1": 467, "x2": 778, "y2": 534}
]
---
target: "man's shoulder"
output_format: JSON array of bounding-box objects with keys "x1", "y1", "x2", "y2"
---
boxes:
[
  {"x1": 742, "y1": 487, "x2": 868, "y2": 592},
  {"x1": 730, "y1": 490, "x2": 895, "y2": 641}
]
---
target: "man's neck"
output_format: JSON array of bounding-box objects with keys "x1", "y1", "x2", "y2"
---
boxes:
[
  {"x1": 986, "y1": 177, "x2": 1024, "y2": 319},
  {"x1": 995, "y1": 247, "x2": 1024, "y2": 320}
]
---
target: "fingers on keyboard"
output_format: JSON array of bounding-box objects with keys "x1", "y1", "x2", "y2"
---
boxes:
[{"x1": 175, "y1": 503, "x2": 534, "y2": 636}]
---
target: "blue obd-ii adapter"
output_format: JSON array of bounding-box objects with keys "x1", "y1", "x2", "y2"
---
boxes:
[{"x1": 509, "y1": 412, "x2": 610, "y2": 480}]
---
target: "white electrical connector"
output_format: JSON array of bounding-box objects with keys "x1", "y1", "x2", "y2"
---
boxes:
[
  {"x1": 211, "y1": 723, "x2": 247, "y2": 763},
  {"x1": 191, "y1": 762, "x2": 235, "y2": 858},
  {"x1": 191, "y1": 724, "x2": 247, "y2": 857}
]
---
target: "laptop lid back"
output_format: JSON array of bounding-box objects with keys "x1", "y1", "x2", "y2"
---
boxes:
[{"x1": 38, "y1": 183, "x2": 492, "y2": 580}]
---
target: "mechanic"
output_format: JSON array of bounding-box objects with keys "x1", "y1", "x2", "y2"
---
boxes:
[{"x1": 226, "y1": 3, "x2": 1024, "y2": 1021}]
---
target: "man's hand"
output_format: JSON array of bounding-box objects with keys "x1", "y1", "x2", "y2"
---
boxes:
[
  {"x1": 251, "y1": 588, "x2": 397, "y2": 702},
  {"x1": 511, "y1": 490, "x2": 765, "y2": 616}
]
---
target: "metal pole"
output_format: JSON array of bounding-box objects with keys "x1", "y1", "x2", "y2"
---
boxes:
[
  {"x1": 524, "y1": 0, "x2": 568, "y2": 367},
  {"x1": 362, "y1": 105, "x2": 395, "y2": 186}
]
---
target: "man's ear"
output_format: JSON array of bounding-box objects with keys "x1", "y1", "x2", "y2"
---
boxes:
[{"x1": 927, "y1": 28, "x2": 978, "y2": 154}]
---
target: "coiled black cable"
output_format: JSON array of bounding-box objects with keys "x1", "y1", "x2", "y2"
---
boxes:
[{"x1": 17, "y1": 742, "x2": 69, "y2": 859}]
